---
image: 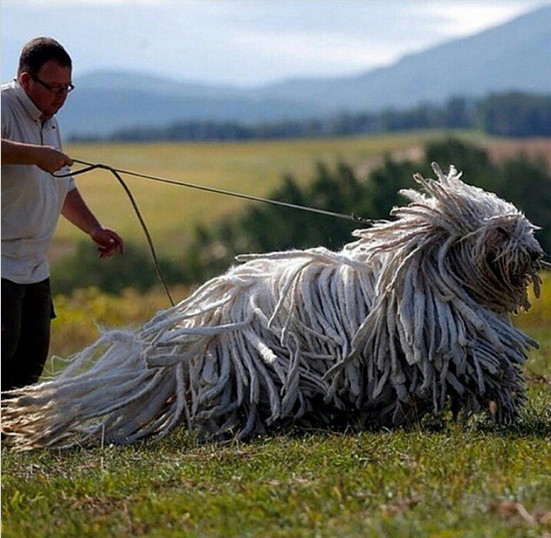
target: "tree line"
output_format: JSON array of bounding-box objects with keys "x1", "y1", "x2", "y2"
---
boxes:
[
  {"x1": 52, "y1": 138, "x2": 551, "y2": 295},
  {"x1": 72, "y1": 92, "x2": 551, "y2": 142}
]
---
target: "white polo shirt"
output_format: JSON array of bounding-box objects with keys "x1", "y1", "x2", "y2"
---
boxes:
[{"x1": 2, "y1": 80, "x2": 76, "y2": 284}]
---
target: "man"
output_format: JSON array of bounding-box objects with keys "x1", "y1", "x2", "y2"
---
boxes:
[{"x1": 1, "y1": 37, "x2": 124, "y2": 391}]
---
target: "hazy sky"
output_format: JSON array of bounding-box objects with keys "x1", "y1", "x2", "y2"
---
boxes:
[{"x1": 2, "y1": 0, "x2": 550, "y2": 87}]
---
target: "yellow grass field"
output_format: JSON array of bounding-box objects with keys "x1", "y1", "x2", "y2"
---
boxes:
[
  {"x1": 56, "y1": 131, "x2": 551, "y2": 263},
  {"x1": 56, "y1": 131, "x2": 461, "y2": 260}
]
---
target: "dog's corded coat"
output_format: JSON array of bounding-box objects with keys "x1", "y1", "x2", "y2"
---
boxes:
[{"x1": 2, "y1": 163, "x2": 546, "y2": 450}]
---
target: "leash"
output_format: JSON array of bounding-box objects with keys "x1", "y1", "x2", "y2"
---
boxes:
[
  {"x1": 54, "y1": 158, "x2": 372, "y2": 305},
  {"x1": 68, "y1": 159, "x2": 371, "y2": 225},
  {"x1": 54, "y1": 161, "x2": 176, "y2": 306}
]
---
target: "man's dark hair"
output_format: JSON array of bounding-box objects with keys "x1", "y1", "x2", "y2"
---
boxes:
[{"x1": 18, "y1": 37, "x2": 72, "y2": 76}]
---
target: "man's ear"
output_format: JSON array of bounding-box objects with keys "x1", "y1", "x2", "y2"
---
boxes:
[{"x1": 18, "y1": 72, "x2": 32, "y2": 92}]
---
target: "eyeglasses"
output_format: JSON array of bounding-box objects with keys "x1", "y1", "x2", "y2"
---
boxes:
[{"x1": 31, "y1": 74, "x2": 75, "y2": 94}]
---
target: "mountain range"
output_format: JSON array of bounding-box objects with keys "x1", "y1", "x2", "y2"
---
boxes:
[{"x1": 59, "y1": 5, "x2": 551, "y2": 139}]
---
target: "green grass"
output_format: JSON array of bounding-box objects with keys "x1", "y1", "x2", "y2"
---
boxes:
[{"x1": 2, "y1": 394, "x2": 550, "y2": 537}]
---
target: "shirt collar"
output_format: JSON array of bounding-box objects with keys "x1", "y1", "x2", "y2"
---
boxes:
[{"x1": 12, "y1": 79, "x2": 45, "y2": 124}]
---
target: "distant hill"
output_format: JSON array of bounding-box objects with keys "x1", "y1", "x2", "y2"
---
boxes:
[
  {"x1": 59, "y1": 5, "x2": 551, "y2": 138},
  {"x1": 253, "y1": 5, "x2": 551, "y2": 110},
  {"x1": 59, "y1": 74, "x2": 320, "y2": 138}
]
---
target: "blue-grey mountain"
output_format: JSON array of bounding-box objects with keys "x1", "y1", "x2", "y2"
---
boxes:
[{"x1": 59, "y1": 5, "x2": 551, "y2": 138}]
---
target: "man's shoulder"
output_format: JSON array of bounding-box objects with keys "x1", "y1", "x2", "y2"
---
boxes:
[
  {"x1": 1, "y1": 83, "x2": 18, "y2": 131},
  {"x1": 1, "y1": 81, "x2": 18, "y2": 106},
  {"x1": 1, "y1": 80, "x2": 17, "y2": 94}
]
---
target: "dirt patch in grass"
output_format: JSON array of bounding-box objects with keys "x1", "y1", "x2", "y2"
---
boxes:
[{"x1": 484, "y1": 138, "x2": 551, "y2": 170}]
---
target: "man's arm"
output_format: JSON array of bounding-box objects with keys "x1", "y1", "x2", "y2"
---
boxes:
[
  {"x1": 1, "y1": 138, "x2": 73, "y2": 173},
  {"x1": 62, "y1": 188, "x2": 124, "y2": 258}
]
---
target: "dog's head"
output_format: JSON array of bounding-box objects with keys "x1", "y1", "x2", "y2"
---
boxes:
[
  {"x1": 395, "y1": 163, "x2": 546, "y2": 313},
  {"x1": 465, "y1": 214, "x2": 544, "y2": 312}
]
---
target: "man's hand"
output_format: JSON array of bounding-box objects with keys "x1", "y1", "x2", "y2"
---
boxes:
[
  {"x1": 1, "y1": 138, "x2": 73, "y2": 173},
  {"x1": 90, "y1": 226, "x2": 125, "y2": 258},
  {"x1": 61, "y1": 189, "x2": 124, "y2": 258},
  {"x1": 34, "y1": 146, "x2": 73, "y2": 174}
]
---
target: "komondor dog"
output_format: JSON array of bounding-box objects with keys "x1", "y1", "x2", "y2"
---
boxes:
[{"x1": 2, "y1": 163, "x2": 547, "y2": 450}]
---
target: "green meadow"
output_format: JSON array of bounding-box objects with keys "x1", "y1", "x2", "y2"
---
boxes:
[{"x1": 2, "y1": 132, "x2": 550, "y2": 537}]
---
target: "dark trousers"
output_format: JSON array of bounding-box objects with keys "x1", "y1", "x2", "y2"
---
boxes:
[{"x1": 1, "y1": 278, "x2": 55, "y2": 392}]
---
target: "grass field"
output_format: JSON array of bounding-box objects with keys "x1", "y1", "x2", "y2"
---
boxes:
[
  {"x1": 51, "y1": 131, "x2": 551, "y2": 265},
  {"x1": 52, "y1": 130, "x2": 479, "y2": 260},
  {"x1": 2, "y1": 132, "x2": 551, "y2": 537}
]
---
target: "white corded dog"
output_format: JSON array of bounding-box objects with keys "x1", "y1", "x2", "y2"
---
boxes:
[{"x1": 2, "y1": 163, "x2": 546, "y2": 450}]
